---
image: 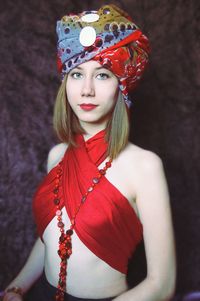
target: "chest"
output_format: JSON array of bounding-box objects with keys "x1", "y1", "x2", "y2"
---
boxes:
[{"x1": 99, "y1": 158, "x2": 139, "y2": 217}]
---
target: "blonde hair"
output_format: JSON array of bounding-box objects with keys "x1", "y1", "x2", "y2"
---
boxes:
[{"x1": 53, "y1": 75, "x2": 130, "y2": 159}]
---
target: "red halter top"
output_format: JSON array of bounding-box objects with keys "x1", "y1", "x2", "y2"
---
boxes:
[{"x1": 32, "y1": 130, "x2": 143, "y2": 274}]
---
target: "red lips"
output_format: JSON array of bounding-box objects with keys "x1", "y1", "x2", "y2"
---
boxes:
[{"x1": 79, "y1": 104, "x2": 98, "y2": 111}]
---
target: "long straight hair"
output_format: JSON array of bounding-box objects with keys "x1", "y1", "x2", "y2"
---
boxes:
[{"x1": 53, "y1": 75, "x2": 130, "y2": 159}]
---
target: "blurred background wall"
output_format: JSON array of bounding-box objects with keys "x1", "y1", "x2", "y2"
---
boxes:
[{"x1": 0, "y1": 0, "x2": 199, "y2": 296}]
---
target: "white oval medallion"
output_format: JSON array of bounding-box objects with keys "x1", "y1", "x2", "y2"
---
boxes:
[
  {"x1": 79, "y1": 26, "x2": 96, "y2": 47},
  {"x1": 81, "y1": 13, "x2": 99, "y2": 23}
]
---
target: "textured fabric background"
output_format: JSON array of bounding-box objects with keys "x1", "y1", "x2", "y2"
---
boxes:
[{"x1": 0, "y1": 0, "x2": 199, "y2": 296}]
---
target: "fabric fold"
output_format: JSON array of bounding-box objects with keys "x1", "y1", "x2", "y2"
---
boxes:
[{"x1": 32, "y1": 130, "x2": 143, "y2": 274}]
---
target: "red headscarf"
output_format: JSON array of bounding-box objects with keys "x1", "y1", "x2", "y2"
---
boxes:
[{"x1": 56, "y1": 4, "x2": 150, "y2": 106}]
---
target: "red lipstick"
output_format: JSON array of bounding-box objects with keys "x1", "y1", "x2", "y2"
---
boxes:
[{"x1": 79, "y1": 104, "x2": 98, "y2": 111}]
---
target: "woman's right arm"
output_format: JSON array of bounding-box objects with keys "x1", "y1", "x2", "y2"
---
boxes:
[
  {"x1": 3, "y1": 143, "x2": 67, "y2": 301},
  {"x1": 3, "y1": 237, "x2": 45, "y2": 301}
]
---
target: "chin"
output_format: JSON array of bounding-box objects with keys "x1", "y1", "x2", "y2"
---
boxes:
[{"x1": 77, "y1": 114, "x2": 102, "y2": 123}]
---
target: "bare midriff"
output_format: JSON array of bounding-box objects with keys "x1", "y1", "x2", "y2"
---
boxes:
[{"x1": 43, "y1": 207, "x2": 128, "y2": 299}]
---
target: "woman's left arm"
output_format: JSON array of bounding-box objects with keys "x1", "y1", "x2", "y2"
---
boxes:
[{"x1": 113, "y1": 152, "x2": 176, "y2": 301}]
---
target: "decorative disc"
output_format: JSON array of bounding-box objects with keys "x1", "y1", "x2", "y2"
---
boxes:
[
  {"x1": 81, "y1": 13, "x2": 99, "y2": 23},
  {"x1": 79, "y1": 26, "x2": 96, "y2": 47}
]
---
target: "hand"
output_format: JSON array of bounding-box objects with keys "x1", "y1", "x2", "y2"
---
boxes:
[{"x1": 2, "y1": 292, "x2": 23, "y2": 301}]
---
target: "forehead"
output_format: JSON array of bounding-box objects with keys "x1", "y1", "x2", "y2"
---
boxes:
[{"x1": 71, "y1": 60, "x2": 105, "y2": 70}]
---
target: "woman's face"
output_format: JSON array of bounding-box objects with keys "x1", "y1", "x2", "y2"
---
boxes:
[{"x1": 66, "y1": 60, "x2": 119, "y2": 130}]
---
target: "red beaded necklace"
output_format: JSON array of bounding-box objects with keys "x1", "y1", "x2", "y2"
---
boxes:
[{"x1": 53, "y1": 158, "x2": 112, "y2": 301}]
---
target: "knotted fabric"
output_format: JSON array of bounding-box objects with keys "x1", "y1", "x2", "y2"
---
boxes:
[
  {"x1": 56, "y1": 4, "x2": 150, "y2": 106},
  {"x1": 32, "y1": 130, "x2": 143, "y2": 273}
]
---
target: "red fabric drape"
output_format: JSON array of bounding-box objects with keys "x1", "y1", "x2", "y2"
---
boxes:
[{"x1": 33, "y1": 131, "x2": 143, "y2": 273}]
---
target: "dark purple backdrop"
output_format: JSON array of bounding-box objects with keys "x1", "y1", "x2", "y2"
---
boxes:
[{"x1": 0, "y1": 0, "x2": 199, "y2": 296}]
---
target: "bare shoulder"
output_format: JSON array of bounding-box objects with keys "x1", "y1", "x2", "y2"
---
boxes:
[
  {"x1": 121, "y1": 142, "x2": 164, "y2": 180},
  {"x1": 47, "y1": 143, "x2": 68, "y2": 172},
  {"x1": 120, "y1": 143, "x2": 168, "y2": 204},
  {"x1": 125, "y1": 142, "x2": 163, "y2": 167}
]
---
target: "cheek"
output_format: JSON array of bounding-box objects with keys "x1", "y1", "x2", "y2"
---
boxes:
[
  {"x1": 108, "y1": 84, "x2": 119, "y2": 103},
  {"x1": 98, "y1": 81, "x2": 119, "y2": 97},
  {"x1": 66, "y1": 81, "x2": 77, "y2": 105},
  {"x1": 108, "y1": 79, "x2": 119, "y2": 96},
  {"x1": 104, "y1": 92, "x2": 118, "y2": 112}
]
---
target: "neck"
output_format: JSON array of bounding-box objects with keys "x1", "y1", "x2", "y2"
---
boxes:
[{"x1": 80, "y1": 122, "x2": 107, "y2": 141}]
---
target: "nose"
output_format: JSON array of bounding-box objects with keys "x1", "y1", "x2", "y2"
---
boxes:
[{"x1": 81, "y1": 77, "x2": 95, "y2": 97}]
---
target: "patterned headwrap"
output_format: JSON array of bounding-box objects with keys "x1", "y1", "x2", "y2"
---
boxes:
[{"x1": 56, "y1": 5, "x2": 150, "y2": 107}]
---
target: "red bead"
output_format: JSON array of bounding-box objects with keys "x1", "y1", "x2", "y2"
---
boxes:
[
  {"x1": 75, "y1": 207, "x2": 80, "y2": 215},
  {"x1": 60, "y1": 249, "x2": 67, "y2": 256},
  {"x1": 57, "y1": 221, "x2": 64, "y2": 228},
  {"x1": 60, "y1": 267, "x2": 66, "y2": 274},
  {"x1": 56, "y1": 210, "x2": 62, "y2": 216},
  {"x1": 54, "y1": 158, "x2": 111, "y2": 301},
  {"x1": 81, "y1": 196, "x2": 86, "y2": 203},
  {"x1": 92, "y1": 177, "x2": 99, "y2": 184},
  {"x1": 66, "y1": 236, "x2": 71, "y2": 242},
  {"x1": 106, "y1": 161, "x2": 111, "y2": 168},
  {"x1": 54, "y1": 198, "x2": 60, "y2": 205},
  {"x1": 54, "y1": 188, "x2": 59, "y2": 194},
  {"x1": 67, "y1": 249, "x2": 72, "y2": 255},
  {"x1": 59, "y1": 234, "x2": 65, "y2": 243},
  {"x1": 57, "y1": 168, "x2": 62, "y2": 174},
  {"x1": 59, "y1": 279, "x2": 64, "y2": 286},
  {"x1": 66, "y1": 229, "x2": 73, "y2": 236},
  {"x1": 66, "y1": 242, "x2": 71, "y2": 248},
  {"x1": 99, "y1": 169, "x2": 106, "y2": 175}
]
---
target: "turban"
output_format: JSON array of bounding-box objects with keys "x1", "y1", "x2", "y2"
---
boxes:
[{"x1": 56, "y1": 5, "x2": 150, "y2": 106}]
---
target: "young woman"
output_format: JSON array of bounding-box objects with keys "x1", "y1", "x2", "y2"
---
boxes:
[{"x1": 3, "y1": 4, "x2": 176, "y2": 301}]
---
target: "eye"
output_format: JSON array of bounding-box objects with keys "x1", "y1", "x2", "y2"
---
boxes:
[
  {"x1": 96, "y1": 73, "x2": 110, "y2": 80},
  {"x1": 70, "y1": 72, "x2": 83, "y2": 79}
]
